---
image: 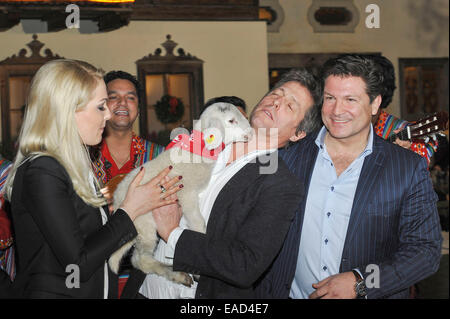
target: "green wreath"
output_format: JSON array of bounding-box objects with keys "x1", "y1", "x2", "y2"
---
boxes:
[{"x1": 154, "y1": 94, "x2": 185, "y2": 124}]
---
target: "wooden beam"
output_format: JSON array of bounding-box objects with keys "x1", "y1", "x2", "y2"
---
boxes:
[
  {"x1": 0, "y1": 11, "x2": 20, "y2": 31},
  {"x1": 132, "y1": 0, "x2": 259, "y2": 20},
  {"x1": 149, "y1": 0, "x2": 257, "y2": 5},
  {"x1": 43, "y1": 13, "x2": 67, "y2": 32},
  {"x1": 131, "y1": 5, "x2": 259, "y2": 21},
  {"x1": 0, "y1": 1, "x2": 260, "y2": 34},
  {"x1": 96, "y1": 11, "x2": 131, "y2": 32}
]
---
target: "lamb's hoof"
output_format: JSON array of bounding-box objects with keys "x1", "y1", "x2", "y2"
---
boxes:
[
  {"x1": 174, "y1": 272, "x2": 194, "y2": 287},
  {"x1": 108, "y1": 256, "x2": 120, "y2": 274}
]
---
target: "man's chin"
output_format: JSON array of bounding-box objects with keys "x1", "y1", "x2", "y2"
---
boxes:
[
  {"x1": 107, "y1": 122, "x2": 133, "y2": 131},
  {"x1": 251, "y1": 116, "x2": 272, "y2": 129}
]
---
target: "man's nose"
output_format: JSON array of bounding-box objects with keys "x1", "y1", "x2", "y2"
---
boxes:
[
  {"x1": 332, "y1": 99, "x2": 345, "y2": 115},
  {"x1": 117, "y1": 96, "x2": 127, "y2": 107},
  {"x1": 273, "y1": 96, "x2": 282, "y2": 110}
]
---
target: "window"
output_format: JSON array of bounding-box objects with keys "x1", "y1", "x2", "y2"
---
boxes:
[
  {"x1": 0, "y1": 34, "x2": 62, "y2": 159},
  {"x1": 136, "y1": 35, "x2": 204, "y2": 146},
  {"x1": 399, "y1": 58, "x2": 449, "y2": 121}
]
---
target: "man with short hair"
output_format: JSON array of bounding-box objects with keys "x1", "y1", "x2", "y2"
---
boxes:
[
  {"x1": 203, "y1": 96, "x2": 248, "y2": 119},
  {"x1": 257, "y1": 54, "x2": 442, "y2": 299},
  {"x1": 139, "y1": 68, "x2": 323, "y2": 299},
  {"x1": 92, "y1": 71, "x2": 164, "y2": 298},
  {"x1": 93, "y1": 71, "x2": 164, "y2": 189},
  {"x1": 370, "y1": 55, "x2": 437, "y2": 165}
]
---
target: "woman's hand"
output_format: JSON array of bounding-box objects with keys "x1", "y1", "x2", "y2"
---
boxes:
[
  {"x1": 152, "y1": 192, "x2": 183, "y2": 242},
  {"x1": 120, "y1": 166, "x2": 183, "y2": 221}
]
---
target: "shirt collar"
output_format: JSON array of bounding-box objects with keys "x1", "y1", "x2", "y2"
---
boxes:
[
  {"x1": 212, "y1": 143, "x2": 232, "y2": 175},
  {"x1": 315, "y1": 125, "x2": 374, "y2": 158},
  {"x1": 212, "y1": 144, "x2": 277, "y2": 176}
]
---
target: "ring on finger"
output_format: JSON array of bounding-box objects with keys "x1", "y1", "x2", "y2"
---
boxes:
[{"x1": 159, "y1": 184, "x2": 167, "y2": 194}]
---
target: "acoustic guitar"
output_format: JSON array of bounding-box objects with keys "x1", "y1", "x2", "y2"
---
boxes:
[
  {"x1": 387, "y1": 111, "x2": 449, "y2": 143},
  {"x1": 102, "y1": 112, "x2": 449, "y2": 196},
  {"x1": 100, "y1": 173, "x2": 128, "y2": 203}
]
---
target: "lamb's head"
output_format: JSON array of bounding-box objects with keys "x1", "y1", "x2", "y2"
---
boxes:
[{"x1": 194, "y1": 102, "x2": 253, "y2": 150}]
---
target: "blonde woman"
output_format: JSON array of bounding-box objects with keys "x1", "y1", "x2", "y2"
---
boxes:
[{"x1": 4, "y1": 59, "x2": 182, "y2": 298}]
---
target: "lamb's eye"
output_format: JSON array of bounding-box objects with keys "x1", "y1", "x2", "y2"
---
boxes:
[{"x1": 229, "y1": 119, "x2": 236, "y2": 124}]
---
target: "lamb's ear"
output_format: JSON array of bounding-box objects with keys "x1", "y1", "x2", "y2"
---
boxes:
[{"x1": 203, "y1": 118, "x2": 224, "y2": 150}]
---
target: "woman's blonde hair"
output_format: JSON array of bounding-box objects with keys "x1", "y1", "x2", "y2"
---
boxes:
[{"x1": 5, "y1": 59, "x2": 106, "y2": 207}]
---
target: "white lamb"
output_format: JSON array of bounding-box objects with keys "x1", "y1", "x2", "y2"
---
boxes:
[{"x1": 108, "y1": 102, "x2": 252, "y2": 286}]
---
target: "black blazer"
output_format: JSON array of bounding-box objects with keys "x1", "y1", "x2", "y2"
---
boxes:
[
  {"x1": 256, "y1": 131, "x2": 442, "y2": 299},
  {"x1": 10, "y1": 156, "x2": 137, "y2": 298},
  {"x1": 0, "y1": 268, "x2": 16, "y2": 298},
  {"x1": 172, "y1": 153, "x2": 304, "y2": 299}
]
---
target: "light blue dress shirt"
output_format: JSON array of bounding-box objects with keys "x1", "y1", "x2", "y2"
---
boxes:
[{"x1": 290, "y1": 126, "x2": 374, "y2": 299}]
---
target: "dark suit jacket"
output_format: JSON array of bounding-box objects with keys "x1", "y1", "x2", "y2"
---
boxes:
[
  {"x1": 172, "y1": 153, "x2": 304, "y2": 299},
  {"x1": 256, "y1": 131, "x2": 442, "y2": 299},
  {"x1": 10, "y1": 156, "x2": 137, "y2": 298},
  {"x1": 0, "y1": 269, "x2": 16, "y2": 298}
]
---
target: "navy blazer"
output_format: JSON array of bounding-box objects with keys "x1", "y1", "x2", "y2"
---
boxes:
[{"x1": 256, "y1": 130, "x2": 442, "y2": 299}]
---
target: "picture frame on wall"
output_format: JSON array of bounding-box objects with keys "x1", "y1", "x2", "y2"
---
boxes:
[{"x1": 399, "y1": 58, "x2": 449, "y2": 122}]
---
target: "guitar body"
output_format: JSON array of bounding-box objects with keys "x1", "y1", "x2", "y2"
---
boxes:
[{"x1": 103, "y1": 173, "x2": 127, "y2": 197}]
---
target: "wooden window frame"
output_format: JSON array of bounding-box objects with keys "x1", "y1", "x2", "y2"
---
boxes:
[
  {"x1": 0, "y1": 34, "x2": 62, "y2": 158},
  {"x1": 136, "y1": 35, "x2": 204, "y2": 141}
]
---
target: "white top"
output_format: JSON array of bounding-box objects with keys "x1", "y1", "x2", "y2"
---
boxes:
[
  {"x1": 139, "y1": 144, "x2": 276, "y2": 299},
  {"x1": 89, "y1": 172, "x2": 109, "y2": 299}
]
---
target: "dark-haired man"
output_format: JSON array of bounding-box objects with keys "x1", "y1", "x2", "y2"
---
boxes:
[
  {"x1": 202, "y1": 96, "x2": 248, "y2": 119},
  {"x1": 93, "y1": 71, "x2": 164, "y2": 188},
  {"x1": 142, "y1": 68, "x2": 323, "y2": 299},
  {"x1": 92, "y1": 71, "x2": 164, "y2": 297},
  {"x1": 257, "y1": 54, "x2": 442, "y2": 299}
]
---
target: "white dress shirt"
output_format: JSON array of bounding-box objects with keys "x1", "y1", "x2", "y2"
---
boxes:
[{"x1": 89, "y1": 172, "x2": 109, "y2": 299}]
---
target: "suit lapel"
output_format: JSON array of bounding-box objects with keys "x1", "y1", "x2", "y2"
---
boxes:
[
  {"x1": 297, "y1": 143, "x2": 319, "y2": 215},
  {"x1": 283, "y1": 136, "x2": 319, "y2": 233},
  {"x1": 276, "y1": 136, "x2": 319, "y2": 265},
  {"x1": 341, "y1": 137, "x2": 386, "y2": 264},
  {"x1": 294, "y1": 143, "x2": 319, "y2": 235},
  {"x1": 205, "y1": 154, "x2": 266, "y2": 230}
]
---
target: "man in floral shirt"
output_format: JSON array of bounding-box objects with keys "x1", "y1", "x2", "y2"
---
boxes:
[
  {"x1": 92, "y1": 71, "x2": 164, "y2": 298},
  {"x1": 93, "y1": 71, "x2": 164, "y2": 188}
]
